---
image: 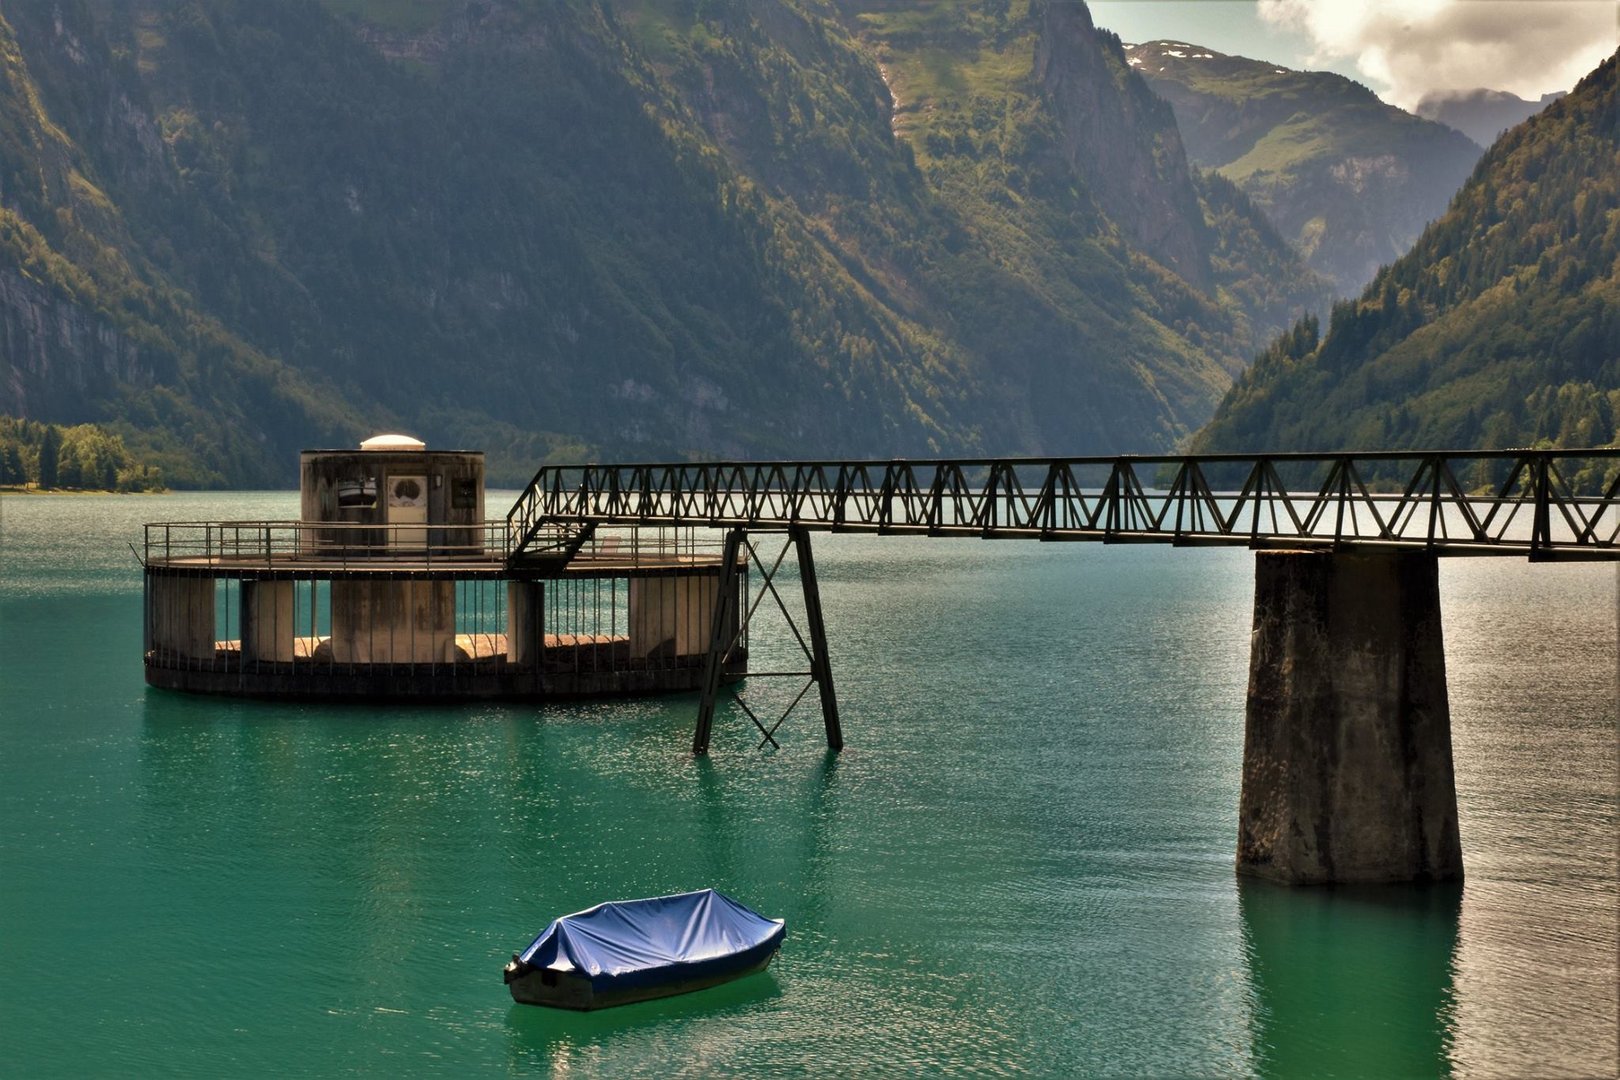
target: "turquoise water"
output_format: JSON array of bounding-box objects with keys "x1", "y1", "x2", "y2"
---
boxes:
[{"x1": 1, "y1": 491, "x2": 1615, "y2": 1077}]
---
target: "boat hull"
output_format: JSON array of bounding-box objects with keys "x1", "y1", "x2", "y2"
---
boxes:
[{"x1": 505, "y1": 938, "x2": 780, "y2": 1010}]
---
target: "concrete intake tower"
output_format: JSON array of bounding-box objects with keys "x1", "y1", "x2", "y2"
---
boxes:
[{"x1": 140, "y1": 436, "x2": 744, "y2": 699}]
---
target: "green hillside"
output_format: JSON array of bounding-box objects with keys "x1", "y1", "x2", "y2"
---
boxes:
[
  {"x1": 0, "y1": 0, "x2": 1325, "y2": 485},
  {"x1": 1192, "y1": 52, "x2": 1620, "y2": 456},
  {"x1": 1126, "y1": 41, "x2": 1483, "y2": 296}
]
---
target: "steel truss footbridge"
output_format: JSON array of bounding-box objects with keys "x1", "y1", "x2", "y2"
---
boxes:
[
  {"x1": 512, "y1": 449, "x2": 1620, "y2": 558},
  {"x1": 505, "y1": 448, "x2": 1620, "y2": 752}
]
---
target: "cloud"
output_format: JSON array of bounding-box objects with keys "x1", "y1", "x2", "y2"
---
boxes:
[{"x1": 1258, "y1": 0, "x2": 1617, "y2": 108}]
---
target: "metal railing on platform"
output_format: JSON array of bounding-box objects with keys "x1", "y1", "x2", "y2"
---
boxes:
[
  {"x1": 140, "y1": 520, "x2": 733, "y2": 575},
  {"x1": 508, "y1": 449, "x2": 1620, "y2": 560},
  {"x1": 142, "y1": 519, "x2": 513, "y2": 571}
]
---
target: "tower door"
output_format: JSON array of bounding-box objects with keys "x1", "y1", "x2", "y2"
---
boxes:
[{"x1": 387, "y1": 474, "x2": 429, "y2": 551}]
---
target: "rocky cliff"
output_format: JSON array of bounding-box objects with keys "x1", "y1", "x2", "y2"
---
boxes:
[{"x1": 1036, "y1": 5, "x2": 1209, "y2": 290}]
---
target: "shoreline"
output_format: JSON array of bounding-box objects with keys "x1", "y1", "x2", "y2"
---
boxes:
[{"x1": 0, "y1": 485, "x2": 169, "y2": 496}]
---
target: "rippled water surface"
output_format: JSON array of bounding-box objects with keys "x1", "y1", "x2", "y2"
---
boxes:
[{"x1": 2, "y1": 492, "x2": 1615, "y2": 1077}]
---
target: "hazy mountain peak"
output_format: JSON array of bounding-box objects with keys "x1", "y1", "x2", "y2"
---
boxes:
[{"x1": 1413, "y1": 87, "x2": 1568, "y2": 148}]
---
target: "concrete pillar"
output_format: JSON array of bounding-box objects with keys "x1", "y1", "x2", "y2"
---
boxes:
[
  {"x1": 506, "y1": 581, "x2": 544, "y2": 668},
  {"x1": 330, "y1": 579, "x2": 455, "y2": 664},
  {"x1": 240, "y1": 580, "x2": 296, "y2": 663},
  {"x1": 630, "y1": 573, "x2": 722, "y2": 659},
  {"x1": 150, "y1": 576, "x2": 216, "y2": 662},
  {"x1": 1238, "y1": 550, "x2": 1462, "y2": 885}
]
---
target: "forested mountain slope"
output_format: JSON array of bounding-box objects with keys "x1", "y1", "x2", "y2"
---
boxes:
[
  {"x1": 1193, "y1": 52, "x2": 1620, "y2": 455},
  {"x1": 1127, "y1": 41, "x2": 1483, "y2": 297},
  {"x1": 0, "y1": 9, "x2": 365, "y2": 486},
  {"x1": 0, "y1": 0, "x2": 1324, "y2": 485}
]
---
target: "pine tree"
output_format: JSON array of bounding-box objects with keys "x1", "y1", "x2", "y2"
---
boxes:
[
  {"x1": 37, "y1": 426, "x2": 60, "y2": 488},
  {"x1": 0, "y1": 444, "x2": 23, "y2": 484}
]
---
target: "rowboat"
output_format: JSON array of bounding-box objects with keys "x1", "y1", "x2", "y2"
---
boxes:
[{"x1": 503, "y1": 889, "x2": 785, "y2": 1009}]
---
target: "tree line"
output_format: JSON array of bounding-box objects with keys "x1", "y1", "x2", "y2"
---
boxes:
[{"x1": 0, "y1": 417, "x2": 163, "y2": 491}]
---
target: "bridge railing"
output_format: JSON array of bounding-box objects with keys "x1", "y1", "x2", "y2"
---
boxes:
[{"x1": 506, "y1": 450, "x2": 1620, "y2": 560}]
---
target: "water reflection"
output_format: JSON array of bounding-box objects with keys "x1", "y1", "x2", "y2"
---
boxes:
[
  {"x1": 503, "y1": 972, "x2": 784, "y2": 1072},
  {"x1": 1240, "y1": 878, "x2": 1462, "y2": 1079}
]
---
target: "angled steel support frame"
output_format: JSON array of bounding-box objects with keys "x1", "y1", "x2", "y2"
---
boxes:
[
  {"x1": 692, "y1": 527, "x2": 842, "y2": 754},
  {"x1": 694, "y1": 528, "x2": 745, "y2": 755},
  {"x1": 794, "y1": 525, "x2": 843, "y2": 750}
]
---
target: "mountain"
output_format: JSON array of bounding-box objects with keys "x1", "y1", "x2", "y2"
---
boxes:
[
  {"x1": 1415, "y1": 88, "x2": 1566, "y2": 148},
  {"x1": 0, "y1": 0, "x2": 1325, "y2": 486},
  {"x1": 1126, "y1": 40, "x2": 1483, "y2": 297},
  {"x1": 1192, "y1": 52, "x2": 1620, "y2": 457}
]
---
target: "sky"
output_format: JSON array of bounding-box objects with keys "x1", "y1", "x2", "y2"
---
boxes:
[{"x1": 1087, "y1": 0, "x2": 1618, "y2": 109}]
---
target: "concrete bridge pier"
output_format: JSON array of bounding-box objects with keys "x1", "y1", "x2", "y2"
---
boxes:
[{"x1": 1237, "y1": 550, "x2": 1463, "y2": 885}]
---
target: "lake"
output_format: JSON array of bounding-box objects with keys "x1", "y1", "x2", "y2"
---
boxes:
[{"x1": 1, "y1": 491, "x2": 1615, "y2": 1077}]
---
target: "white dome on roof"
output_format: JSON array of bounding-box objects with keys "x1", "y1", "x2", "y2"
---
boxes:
[{"x1": 359, "y1": 433, "x2": 426, "y2": 451}]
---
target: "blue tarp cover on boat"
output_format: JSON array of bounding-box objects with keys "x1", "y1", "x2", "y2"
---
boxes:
[{"x1": 518, "y1": 889, "x2": 785, "y2": 991}]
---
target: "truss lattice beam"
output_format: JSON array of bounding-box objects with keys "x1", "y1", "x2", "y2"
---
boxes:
[{"x1": 509, "y1": 450, "x2": 1620, "y2": 562}]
